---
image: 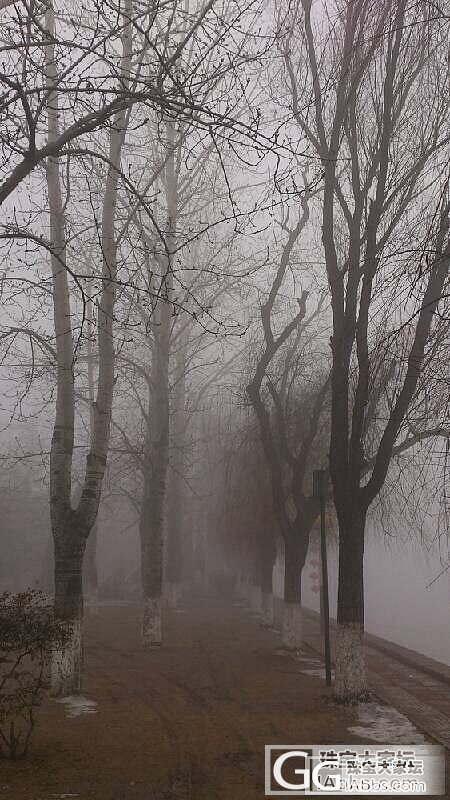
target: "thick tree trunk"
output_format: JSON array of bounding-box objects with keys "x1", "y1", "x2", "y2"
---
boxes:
[
  {"x1": 46, "y1": 2, "x2": 79, "y2": 697},
  {"x1": 44, "y1": 1, "x2": 130, "y2": 694},
  {"x1": 40, "y1": 534, "x2": 54, "y2": 596},
  {"x1": 334, "y1": 505, "x2": 368, "y2": 702},
  {"x1": 139, "y1": 296, "x2": 170, "y2": 646},
  {"x1": 260, "y1": 546, "x2": 276, "y2": 625},
  {"x1": 84, "y1": 522, "x2": 99, "y2": 616},
  {"x1": 282, "y1": 537, "x2": 305, "y2": 649},
  {"x1": 138, "y1": 119, "x2": 177, "y2": 644},
  {"x1": 51, "y1": 531, "x2": 86, "y2": 695},
  {"x1": 140, "y1": 459, "x2": 166, "y2": 647},
  {"x1": 139, "y1": 299, "x2": 170, "y2": 647},
  {"x1": 166, "y1": 351, "x2": 186, "y2": 609}
]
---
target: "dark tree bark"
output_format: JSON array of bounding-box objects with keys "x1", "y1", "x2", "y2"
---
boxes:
[
  {"x1": 165, "y1": 348, "x2": 187, "y2": 608},
  {"x1": 334, "y1": 502, "x2": 368, "y2": 701},
  {"x1": 51, "y1": 523, "x2": 87, "y2": 694},
  {"x1": 138, "y1": 122, "x2": 176, "y2": 646},
  {"x1": 140, "y1": 303, "x2": 170, "y2": 646},
  {"x1": 140, "y1": 469, "x2": 166, "y2": 647},
  {"x1": 288, "y1": 0, "x2": 449, "y2": 701},
  {"x1": 247, "y1": 250, "x2": 328, "y2": 647}
]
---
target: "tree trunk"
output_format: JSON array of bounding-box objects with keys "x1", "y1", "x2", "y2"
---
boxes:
[
  {"x1": 44, "y1": 0, "x2": 131, "y2": 694},
  {"x1": 140, "y1": 439, "x2": 167, "y2": 647},
  {"x1": 139, "y1": 291, "x2": 170, "y2": 646},
  {"x1": 84, "y1": 522, "x2": 99, "y2": 616},
  {"x1": 282, "y1": 536, "x2": 305, "y2": 649},
  {"x1": 260, "y1": 545, "x2": 276, "y2": 626},
  {"x1": 139, "y1": 288, "x2": 170, "y2": 647},
  {"x1": 334, "y1": 504, "x2": 368, "y2": 702},
  {"x1": 39, "y1": 534, "x2": 54, "y2": 597},
  {"x1": 165, "y1": 348, "x2": 187, "y2": 609},
  {"x1": 51, "y1": 530, "x2": 86, "y2": 695},
  {"x1": 166, "y1": 472, "x2": 184, "y2": 608},
  {"x1": 139, "y1": 120, "x2": 177, "y2": 645}
]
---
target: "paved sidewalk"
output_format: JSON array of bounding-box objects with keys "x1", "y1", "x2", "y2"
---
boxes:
[
  {"x1": 301, "y1": 608, "x2": 450, "y2": 751},
  {"x1": 2, "y1": 597, "x2": 396, "y2": 800}
]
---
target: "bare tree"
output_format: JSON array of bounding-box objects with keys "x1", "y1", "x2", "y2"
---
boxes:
[
  {"x1": 0, "y1": 0, "x2": 280, "y2": 680},
  {"x1": 0, "y1": 0, "x2": 281, "y2": 211},
  {"x1": 247, "y1": 193, "x2": 329, "y2": 646},
  {"x1": 139, "y1": 169, "x2": 174, "y2": 646},
  {"x1": 121, "y1": 148, "x2": 254, "y2": 643},
  {"x1": 46, "y1": 0, "x2": 132, "y2": 694},
  {"x1": 280, "y1": 0, "x2": 449, "y2": 700},
  {"x1": 215, "y1": 404, "x2": 278, "y2": 622}
]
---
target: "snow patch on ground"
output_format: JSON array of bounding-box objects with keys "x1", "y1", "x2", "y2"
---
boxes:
[
  {"x1": 349, "y1": 703, "x2": 425, "y2": 744},
  {"x1": 56, "y1": 695, "x2": 98, "y2": 718}
]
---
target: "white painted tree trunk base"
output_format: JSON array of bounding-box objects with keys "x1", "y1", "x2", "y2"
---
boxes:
[
  {"x1": 282, "y1": 602, "x2": 302, "y2": 649},
  {"x1": 334, "y1": 623, "x2": 369, "y2": 703},
  {"x1": 51, "y1": 619, "x2": 83, "y2": 697},
  {"x1": 261, "y1": 592, "x2": 274, "y2": 626},
  {"x1": 166, "y1": 582, "x2": 183, "y2": 609},
  {"x1": 142, "y1": 597, "x2": 162, "y2": 648}
]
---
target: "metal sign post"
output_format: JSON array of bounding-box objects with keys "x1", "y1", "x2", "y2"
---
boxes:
[{"x1": 313, "y1": 469, "x2": 332, "y2": 687}]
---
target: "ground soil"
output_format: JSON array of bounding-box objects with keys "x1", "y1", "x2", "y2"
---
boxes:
[{"x1": 0, "y1": 591, "x2": 446, "y2": 799}]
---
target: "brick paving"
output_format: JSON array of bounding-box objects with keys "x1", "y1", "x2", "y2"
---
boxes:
[{"x1": 301, "y1": 608, "x2": 450, "y2": 751}]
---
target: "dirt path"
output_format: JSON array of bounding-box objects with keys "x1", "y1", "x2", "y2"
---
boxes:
[{"x1": 1, "y1": 594, "x2": 446, "y2": 799}]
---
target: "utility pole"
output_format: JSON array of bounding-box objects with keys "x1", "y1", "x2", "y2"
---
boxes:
[{"x1": 313, "y1": 469, "x2": 332, "y2": 687}]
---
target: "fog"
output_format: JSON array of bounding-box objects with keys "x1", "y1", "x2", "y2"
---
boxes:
[
  {"x1": 2, "y1": 408, "x2": 448, "y2": 664},
  {"x1": 302, "y1": 533, "x2": 450, "y2": 666},
  {"x1": 0, "y1": 0, "x2": 448, "y2": 793}
]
